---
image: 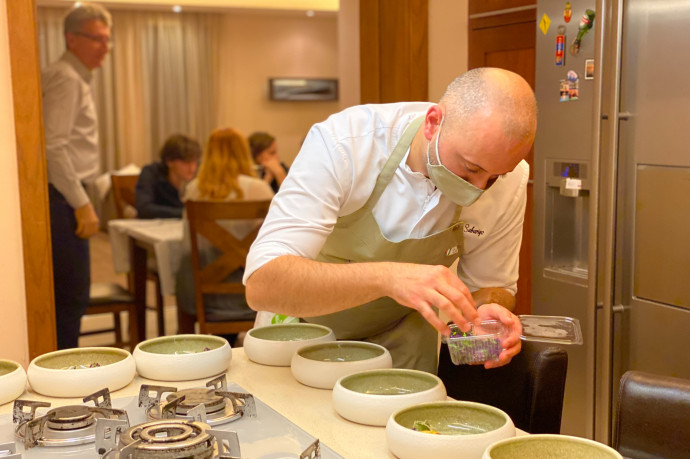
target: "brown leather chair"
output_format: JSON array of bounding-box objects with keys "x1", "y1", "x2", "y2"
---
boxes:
[
  {"x1": 437, "y1": 339, "x2": 568, "y2": 434},
  {"x1": 178, "y1": 200, "x2": 271, "y2": 336},
  {"x1": 81, "y1": 282, "x2": 139, "y2": 348},
  {"x1": 614, "y1": 370, "x2": 690, "y2": 458},
  {"x1": 110, "y1": 174, "x2": 166, "y2": 337}
]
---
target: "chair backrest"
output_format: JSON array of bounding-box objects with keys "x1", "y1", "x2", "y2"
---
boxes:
[
  {"x1": 185, "y1": 199, "x2": 271, "y2": 334},
  {"x1": 437, "y1": 339, "x2": 568, "y2": 434},
  {"x1": 111, "y1": 174, "x2": 139, "y2": 219},
  {"x1": 614, "y1": 370, "x2": 690, "y2": 458}
]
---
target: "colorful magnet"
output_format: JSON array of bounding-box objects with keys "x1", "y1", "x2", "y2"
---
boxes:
[
  {"x1": 585, "y1": 59, "x2": 595, "y2": 79},
  {"x1": 571, "y1": 9, "x2": 596, "y2": 56},
  {"x1": 560, "y1": 80, "x2": 570, "y2": 102},
  {"x1": 539, "y1": 13, "x2": 552, "y2": 35},
  {"x1": 567, "y1": 70, "x2": 579, "y2": 101},
  {"x1": 564, "y1": 2, "x2": 573, "y2": 23},
  {"x1": 555, "y1": 26, "x2": 566, "y2": 66}
]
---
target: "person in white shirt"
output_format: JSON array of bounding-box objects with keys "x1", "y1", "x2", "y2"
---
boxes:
[
  {"x1": 244, "y1": 68, "x2": 536, "y2": 372},
  {"x1": 42, "y1": 3, "x2": 111, "y2": 349}
]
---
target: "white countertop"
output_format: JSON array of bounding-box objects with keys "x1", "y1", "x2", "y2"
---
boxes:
[{"x1": 1, "y1": 347, "x2": 393, "y2": 458}]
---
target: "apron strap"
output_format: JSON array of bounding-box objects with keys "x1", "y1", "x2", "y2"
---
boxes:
[{"x1": 361, "y1": 116, "x2": 425, "y2": 211}]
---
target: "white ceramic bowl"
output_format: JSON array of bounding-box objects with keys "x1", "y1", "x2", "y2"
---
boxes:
[
  {"x1": 333, "y1": 368, "x2": 447, "y2": 426},
  {"x1": 0, "y1": 359, "x2": 27, "y2": 406},
  {"x1": 27, "y1": 347, "x2": 135, "y2": 398},
  {"x1": 244, "y1": 323, "x2": 336, "y2": 366},
  {"x1": 291, "y1": 341, "x2": 393, "y2": 389},
  {"x1": 133, "y1": 335, "x2": 231, "y2": 381},
  {"x1": 386, "y1": 401, "x2": 515, "y2": 459},
  {"x1": 483, "y1": 434, "x2": 624, "y2": 459}
]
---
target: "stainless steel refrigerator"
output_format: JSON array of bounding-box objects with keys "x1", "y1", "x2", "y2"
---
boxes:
[{"x1": 532, "y1": 0, "x2": 690, "y2": 442}]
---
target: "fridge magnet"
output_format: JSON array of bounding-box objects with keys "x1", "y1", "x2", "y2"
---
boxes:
[
  {"x1": 567, "y1": 70, "x2": 579, "y2": 100},
  {"x1": 555, "y1": 26, "x2": 566, "y2": 66},
  {"x1": 585, "y1": 59, "x2": 595, "y2": 79},
  {"x1": 564, "y1": 2, "x2": 573, "y2": 23},
  {"x1": 539, "y1": 13, "x2": 551, "y2": 35},
  {"x1": 571, "y1": 9, "x2": 596, "y2": 55},
  {"x1": 560, "y1": 80, "x2": 570, "y2": 102}
]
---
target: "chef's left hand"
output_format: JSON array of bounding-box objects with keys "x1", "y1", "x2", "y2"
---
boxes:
[{"x1": 476, "y1": 303, "x2": 522, "y2": 369}]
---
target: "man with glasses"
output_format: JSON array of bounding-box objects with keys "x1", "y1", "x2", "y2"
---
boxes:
[
  {"x1": 42, "y1": 3, "x2": 111, "y2": 349},
  {"x1": 244, "y1": 68, "x2": 537, "y2": 373}
]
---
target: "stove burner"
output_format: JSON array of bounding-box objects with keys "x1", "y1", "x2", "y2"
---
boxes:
[
  {"x1": 98, "y1": 419, "x2": 241, "y2": 459},
  {"x1": 12, "y1": 388, "x2": 129, "y2": 449},
  {"x1": 139, "y1": 375, "x2": 256, "y2": 427}
]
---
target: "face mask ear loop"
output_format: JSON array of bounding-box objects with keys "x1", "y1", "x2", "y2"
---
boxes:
[{"x1": 434, "y1": 116, "x2": 445, "y2": 165}]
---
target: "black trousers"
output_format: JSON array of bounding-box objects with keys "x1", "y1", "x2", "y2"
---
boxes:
[{"x1": 49, "y1": 185, "x2": 90, "y2": 349}]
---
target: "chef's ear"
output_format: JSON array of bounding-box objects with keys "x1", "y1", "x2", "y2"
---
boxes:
[{"x1": 423, "y1": 105, "x2": 443, "y2": 141}]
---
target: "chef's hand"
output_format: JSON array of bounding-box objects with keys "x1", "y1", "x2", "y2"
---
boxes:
[
  {"x1": 74, "y1": 202, "x2": 100, "y2": 239},
  {"x1": 476, "y1": 303, "x2": 522, "y2": 369},
  {"x1": 388, "y1": 263, "x2": 479, "y2": 336}
]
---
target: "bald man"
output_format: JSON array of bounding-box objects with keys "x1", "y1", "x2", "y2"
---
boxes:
[{"x1": 243, "y1": 68, "x2": 537, "y2": 373}]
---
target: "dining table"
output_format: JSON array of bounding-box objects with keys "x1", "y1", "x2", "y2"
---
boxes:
[{"x1": 108, "y1": 218, "x2": 185, "y2": 344}]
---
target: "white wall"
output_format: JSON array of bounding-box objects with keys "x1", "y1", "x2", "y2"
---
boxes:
[{"x1": 0, "y1": 0, "x2": 30, "y2": 367}]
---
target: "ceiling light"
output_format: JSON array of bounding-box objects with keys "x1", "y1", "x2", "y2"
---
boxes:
[
  {"x1": 172, "y1": 5, "x2": 182, "y2": 13},
  {"x1": 306, "y1": 10, "x2": 315, "y2": 17}
]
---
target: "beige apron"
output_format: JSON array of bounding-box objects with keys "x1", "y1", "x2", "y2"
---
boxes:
[{"x1": 305, "y1": 116, "x2": 465, "y2": 373}]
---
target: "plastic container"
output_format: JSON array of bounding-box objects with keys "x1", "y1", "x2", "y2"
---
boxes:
[{"x1": 442, "y1": 315, "x2": 583, "y2": 366}]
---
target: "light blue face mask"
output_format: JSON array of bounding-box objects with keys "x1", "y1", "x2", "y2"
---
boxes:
[{"x1": 426, "y1": 117, "x2": 484, "y2": 207}]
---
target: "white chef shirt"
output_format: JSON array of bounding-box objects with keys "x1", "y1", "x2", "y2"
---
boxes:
[
  {"x1": 244, "y1": 102, "x2": 528, "y2": 294},
  {"x1": 42, "y1": 51, "x2": 100, "y2": 209}
]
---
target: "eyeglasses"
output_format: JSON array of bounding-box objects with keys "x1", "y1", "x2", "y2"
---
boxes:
[{"x1": 73, "y1": 31, "x2": 112, "y2": 47}]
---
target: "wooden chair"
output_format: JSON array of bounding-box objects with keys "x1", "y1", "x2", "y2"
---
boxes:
[
  {"x1": 178, "y1": 200, "x2": 271, "y2": 336},
  {"x1": 110, "y1": 174, "x2": 166, "y2": 337},
  {"x1": 614, "y1": 370, "x2": 690, "y2": 458},
  {"x1": 81, "y1": 282, "x2": 139, "y2": 349},
  {"x1": 437, "y1": 339, "x2": 569, "y2": 434}
]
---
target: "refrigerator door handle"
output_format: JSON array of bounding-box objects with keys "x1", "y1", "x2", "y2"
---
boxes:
[{"x1": 618, "y1": 112, "x2": 632, "y2": 120}]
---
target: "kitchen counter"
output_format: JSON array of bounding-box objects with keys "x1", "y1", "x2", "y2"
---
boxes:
[{"x1": 0, "y1": 347, "x2": 393, "y2": 458}]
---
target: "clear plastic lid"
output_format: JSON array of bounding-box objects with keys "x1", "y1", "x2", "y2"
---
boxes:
[{"x1": 517, "y1": 315, "x2": 583, "y2": 345}]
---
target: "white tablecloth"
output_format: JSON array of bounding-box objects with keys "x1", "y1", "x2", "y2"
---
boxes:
[{"x1": 108, "y1": 219, "x2": 184, "y2": 296}]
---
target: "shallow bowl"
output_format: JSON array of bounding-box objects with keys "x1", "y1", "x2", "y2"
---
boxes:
[
  {"x1": 244, "y1": 323, "x2": 335, "y2": 366},
  {"x1": 0, "y1": 360, "x2": 27, "y2": 406},
  {"x1": 333, "y1": 368, "x2": 447, "y2": 426},
  {"x1": 386, "y1": 400, "x2": 515, "y2": 459},
  {"x1": 27, "y1": 347, "x2": 135, "y2": 397},
  {"x1": 133, "y1": 334, "x2": 231, "y2": 381},
  {"x1": 483, "y1": 434, "x2": 623, "y2": 459},
  {"x1": 291, "y1": 341, "x2": 393, "y2": 389}
]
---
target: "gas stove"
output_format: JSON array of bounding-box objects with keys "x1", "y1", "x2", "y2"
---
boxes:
[{"x1": 0, "y1": 380, "x2": 341, "y2": 458}]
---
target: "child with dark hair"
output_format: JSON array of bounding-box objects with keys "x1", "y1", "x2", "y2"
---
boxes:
[{"x1": 135, "y1": 134, "x2": 201, "y2": 218}]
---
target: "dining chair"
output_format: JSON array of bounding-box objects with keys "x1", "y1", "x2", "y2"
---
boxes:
[
  {"x1": 614, "y1": 370, "x2": 690, "y2": 458},
  {"x1": 437, "y1": 338, "x2": 568, "y2": 434},
  {"x1": 178, "y1": 200, "x2": 271, "y2": 336},
  {"x1": 81, "y1": 282, "x2": 139, "y2": 348},
  {"x1": 110, "y1": 174, "x2": 166, "y2": 337}
]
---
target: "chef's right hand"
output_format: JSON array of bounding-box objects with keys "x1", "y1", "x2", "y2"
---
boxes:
[
  {"x1": 74, "y1": 202, "x2": 100, "y2": 239},
  {"x1": 387, "y1": 263, "x2": 479, "y2": 336}
]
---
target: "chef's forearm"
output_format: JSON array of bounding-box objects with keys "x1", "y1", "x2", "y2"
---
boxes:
[
  {"x1": 472, "y1": 287, "x2": 516, "y2": 312},
  {"x1": 245, "y1": 255, "x2": 394, "y2": 317}
]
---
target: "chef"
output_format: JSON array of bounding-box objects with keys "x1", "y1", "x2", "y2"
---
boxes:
[{"x1": 243, "y1": 68, "x2": 536, "y2": 373}]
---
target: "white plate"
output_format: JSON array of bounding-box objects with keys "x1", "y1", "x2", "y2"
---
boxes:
[
  {"x1": 291, "y1": 341, "x2": 393, "y2": 389},
  {"x1": 0, "y1": 360, "x2": 27, "y2": 406},
  {"x1": 133, "y1": 334, "x2": 231, "y2": 381},
  {"x1": 333, "y1": 368, "x2": 447, "y2": 426},
  {"x1": 244, "y1": 323, "x2": 335, "y2": 366},
  {"x1": 27, "y1": 347, "x2": 135, "y2": 397}
]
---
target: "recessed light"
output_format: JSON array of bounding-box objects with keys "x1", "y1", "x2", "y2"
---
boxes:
[
  {"x1": 172, "y1": 5, "x2": 182, "y2": 13},
  {"x1": 306, "y1": 10, "x2": 315, "y2": 17}
]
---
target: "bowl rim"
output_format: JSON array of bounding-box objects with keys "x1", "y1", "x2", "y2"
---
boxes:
[
  {"x1": 389, "y1": 400, "x2": 512, "y2": 438},
  {"x1": 295, "y1": 340, "x2": 390, "y2": 362},
  {"x1": 134, "y1": 334, "x2": 229, "y2": 355},
  {"x1": 335, "y1": 368, "x2": 444, "y2": 397},
  {"x1": 484, "y1": 433, "x2": 623, "y2": 457},
  {"x1": 30, "y1": 347, "x2": 132, "y2": 371},
  {"x1": 247, "y1": 323, "x2": 334, "y2": 340},
  {"x1": 0, "y1": 359, "x2": 23, "y2": 376}
]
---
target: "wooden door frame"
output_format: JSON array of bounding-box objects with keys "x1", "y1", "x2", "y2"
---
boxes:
[{"x1": 6, "y1": 0, "x2": 57, "y2": 358}]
